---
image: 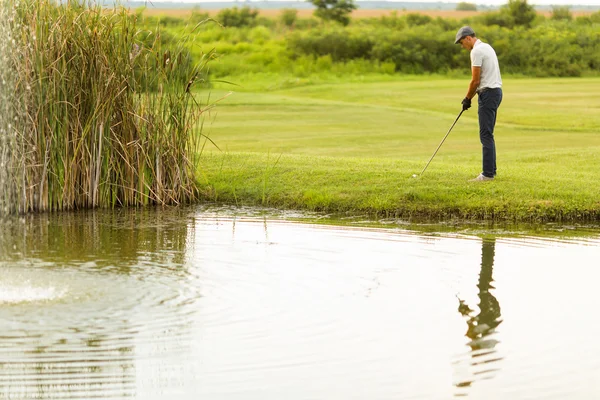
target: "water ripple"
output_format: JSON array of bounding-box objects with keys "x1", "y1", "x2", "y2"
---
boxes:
[{"x1": 1, "y1": 208, "x2": 600, "y2": 399}]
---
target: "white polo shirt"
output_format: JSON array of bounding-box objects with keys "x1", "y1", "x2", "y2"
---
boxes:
[{"x1": 471, "y1": 39, "x2": 502, "y2": 92}]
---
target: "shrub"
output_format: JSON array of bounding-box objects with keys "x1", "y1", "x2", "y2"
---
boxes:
[
  {"x1": 404, "y1": 13, "x2": 433, "y2": 26},
  {"x1": 378, "y1": 11, "x2": 406, "y2": 29},
  {"x1": 478, "y1": 11, "x2": 515, "y2": 28},
  {"x1": 190, "y1": 8, "x2": 211, "y2": 24},
  {"x1": 370, "y1": 26, "x2": 459, "y2": 73},
  {"x1": 294, "y1": 17, "x2": 321, "y2": 30},
  {"x1": 248, "y1": 26, "x2": 272, "y2": 44},
  {"x1": 280, "y1": 8, "x2": 298, "y2": 28},
  {"x1": 310, "y1": 0, "x2": 357, "y2": 26},
  {"x1": 216, "y1": 7, "x2": 259, "y2": 28},
  {"x1": 156, "y1": 15, "x2": 185, "y2": 27},
  {"x1": 502, "y1": 0, "x2": 537, "y2": 28},
  {"x1": 551, "y1": 6, "x2": 572, "y2": 21},
  {"x1": 287, "y1": 27, "x2": 374, "y2": 61},
  {"x1": 456, "y1": 2, "x2": 477, "y2": 11}
]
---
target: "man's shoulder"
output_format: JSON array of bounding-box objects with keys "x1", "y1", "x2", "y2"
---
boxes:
[
  {"x1": 479, "y1": 41, "x2": 495, "y2": 49},
  {"x1": 473, "y1": 41, "x2": 495, "y2": 55}
]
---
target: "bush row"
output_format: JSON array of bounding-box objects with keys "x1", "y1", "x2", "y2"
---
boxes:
[
  {"x1": 138, "y1": 10, "x2": 600, "y2": 79},
  {"x1": 287, "y1": 22, "x2": 600, "y2": 77}
]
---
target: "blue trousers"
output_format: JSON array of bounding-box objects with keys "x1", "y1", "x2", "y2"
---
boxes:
[{"x1": 478, "y1": 88, "x2": 503, "y2": 178}]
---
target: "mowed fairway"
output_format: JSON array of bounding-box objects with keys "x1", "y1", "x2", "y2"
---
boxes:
[{"x1": 197, "y1": 77, "x2": 600, "y2": 221}]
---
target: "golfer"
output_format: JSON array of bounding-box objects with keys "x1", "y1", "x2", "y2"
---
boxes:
[{"x1": 455, "y1": 26, "x2": 503, "y2": 182}]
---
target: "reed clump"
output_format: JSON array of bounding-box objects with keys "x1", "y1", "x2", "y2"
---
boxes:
[{"x1": 0, "y1": 0, "x2": 213, "y2": 214}]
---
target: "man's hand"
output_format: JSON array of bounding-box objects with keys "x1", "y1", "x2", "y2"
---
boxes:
[{"x1": 461, "y1": 97, "x2": 472, "y2": 111}]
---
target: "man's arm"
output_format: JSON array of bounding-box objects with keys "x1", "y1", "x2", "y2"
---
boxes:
[{"x1": 466, "y1": 66, "x2": 481, "y2": 99}]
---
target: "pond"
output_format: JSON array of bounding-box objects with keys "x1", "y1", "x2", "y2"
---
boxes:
[{"x1": 0, "y1": 206, "x2": 599, "y2": 399}]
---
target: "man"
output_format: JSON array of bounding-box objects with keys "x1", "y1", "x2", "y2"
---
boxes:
[{"x1": 455, "y1": 26, "x2": 503, "y2": 182}]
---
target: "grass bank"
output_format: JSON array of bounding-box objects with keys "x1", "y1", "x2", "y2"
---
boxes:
[{"x1": 197, "y1": 77, "x2": 600, "y2": 222}]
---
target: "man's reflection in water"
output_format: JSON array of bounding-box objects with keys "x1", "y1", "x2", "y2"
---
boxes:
[{"x1": 454, "y1": 238, "x2": 503, "y2": 396}]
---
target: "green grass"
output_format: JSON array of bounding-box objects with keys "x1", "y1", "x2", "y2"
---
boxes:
[{"x1": 197, "y1": 76, "x2": 600, "y2": 222}]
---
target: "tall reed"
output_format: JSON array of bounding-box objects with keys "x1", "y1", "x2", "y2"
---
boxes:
[
  {"x1": 0, "y1": 0, "x2": 213, "y2": 214},
  {"x1": 0, "y1": 1, "x2": 21, "y2": 215}
]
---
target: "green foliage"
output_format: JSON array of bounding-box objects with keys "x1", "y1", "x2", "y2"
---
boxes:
[
  {"x1": 292, "y1": 17, "x2": 320, "y2": 30},
  {"x1": 575, "y1": 10, "x2": 600, "y2": 25},
  {"x1": 432, "y1": 16, "x2": 460, "y2": 31},
  {"x1": 190, "y1": 8, "x2": 211, "y2": 24},
  {"x1": 477, "y1": 11, "x2": 511, "y2": 28},
  {"x1": 456, "y1": 2, "x2": 477, "y2": 11},
  {"x1": 216, "y1": 6, "x2": 259, "y2": 28},
  {"x1": 139, "y1": 28, "x2": 175, "y2": 47},
  {"x1": 310, "y1": 0, "x2": 358, "y2": 26},
  {"x1": 478, "y1": 0, "x2": 537, "y2": 28},
  {"x1": 502, "y1": 0, "x2": 537, "y2": 28},
  {"x1": 280, "y1": 8, "x2": 298, "y2": 27},
  {"x1": 405, "y1": 13, "x2": 433, "y2": 26},
  {"x1": 370, "y1": 25, "x2": 460, "y2": 73},
  {"x1": 288, "y1": 26, "x2": 374, "y2": 61},
  {"x1": 378, "y1": 11, "x2": 406, "y2": 29},
  {"x1": 551, "y1": 6, "x2": 572, "y2": 21},
  {"x1": 156, "y1": 15, "x2": 185, "y2": 27},
  {"x1": 133, "y1": 6, "x2": 600, "y2": 81},
  {"x1": 248, "y1": 25, "x2": 272, "y2": 44}
]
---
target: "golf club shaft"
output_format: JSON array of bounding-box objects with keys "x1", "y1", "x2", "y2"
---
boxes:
[{"x1": 419, "y1": 109, "x2": 464, "y2": 176}]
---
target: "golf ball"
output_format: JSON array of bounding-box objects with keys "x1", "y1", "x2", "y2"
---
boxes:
[{"x1": 412, "y1": 174, "x2": 418, "y2": 178}]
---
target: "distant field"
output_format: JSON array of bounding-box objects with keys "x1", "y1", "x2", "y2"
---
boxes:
[
  {"x1": 138, "y1": 8, "x2": 480, "y2": 19},
  {"x1": 139, "y1": 8, "x2": 593, "y2": 19}
]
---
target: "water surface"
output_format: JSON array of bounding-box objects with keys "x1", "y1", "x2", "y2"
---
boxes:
[{"x1": 1, "y1": 207, "x2": 599, "y2": 399}]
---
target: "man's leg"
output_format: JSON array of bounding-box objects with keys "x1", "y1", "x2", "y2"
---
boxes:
[{"x1": 478, "y1": 89, "x2": 502, "y2": 178}]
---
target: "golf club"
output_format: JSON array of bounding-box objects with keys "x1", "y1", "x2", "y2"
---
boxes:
[{"x1": 414, "y1": 109, "x2": 465, "y2": 178}]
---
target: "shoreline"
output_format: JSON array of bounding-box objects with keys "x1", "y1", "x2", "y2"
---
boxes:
[{"x1": 197, "y1": 152, "x2": 600, "y2": 224}]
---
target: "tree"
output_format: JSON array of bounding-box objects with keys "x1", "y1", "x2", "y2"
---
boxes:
[
  {"x1": 551, "y1": 6, "x2": 572, "y2": 21},
  {"x1": 502, "y1": 0, "x2": 537, "y2": 28},
  {"x1": 280, "y1": 8, "x2": 298, "y2": 27},
  {"x1": 216, "y1": 6, "x2": 259, "y2": 28},
  {"x1": 456, "y1": 2, "x2": 477, "y2": 11},
  {"x1": 310, "y1": 0, "x2": 357, "y2": 26}
]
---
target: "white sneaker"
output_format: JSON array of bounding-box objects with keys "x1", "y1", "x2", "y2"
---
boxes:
[{"x1": 469, "y1": 173, "x2": 494, "y2": 182}]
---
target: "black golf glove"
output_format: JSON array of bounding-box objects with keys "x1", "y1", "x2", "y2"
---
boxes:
[{"x1": 461, "y1": 97, "x2": 471, "y2": 111}]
